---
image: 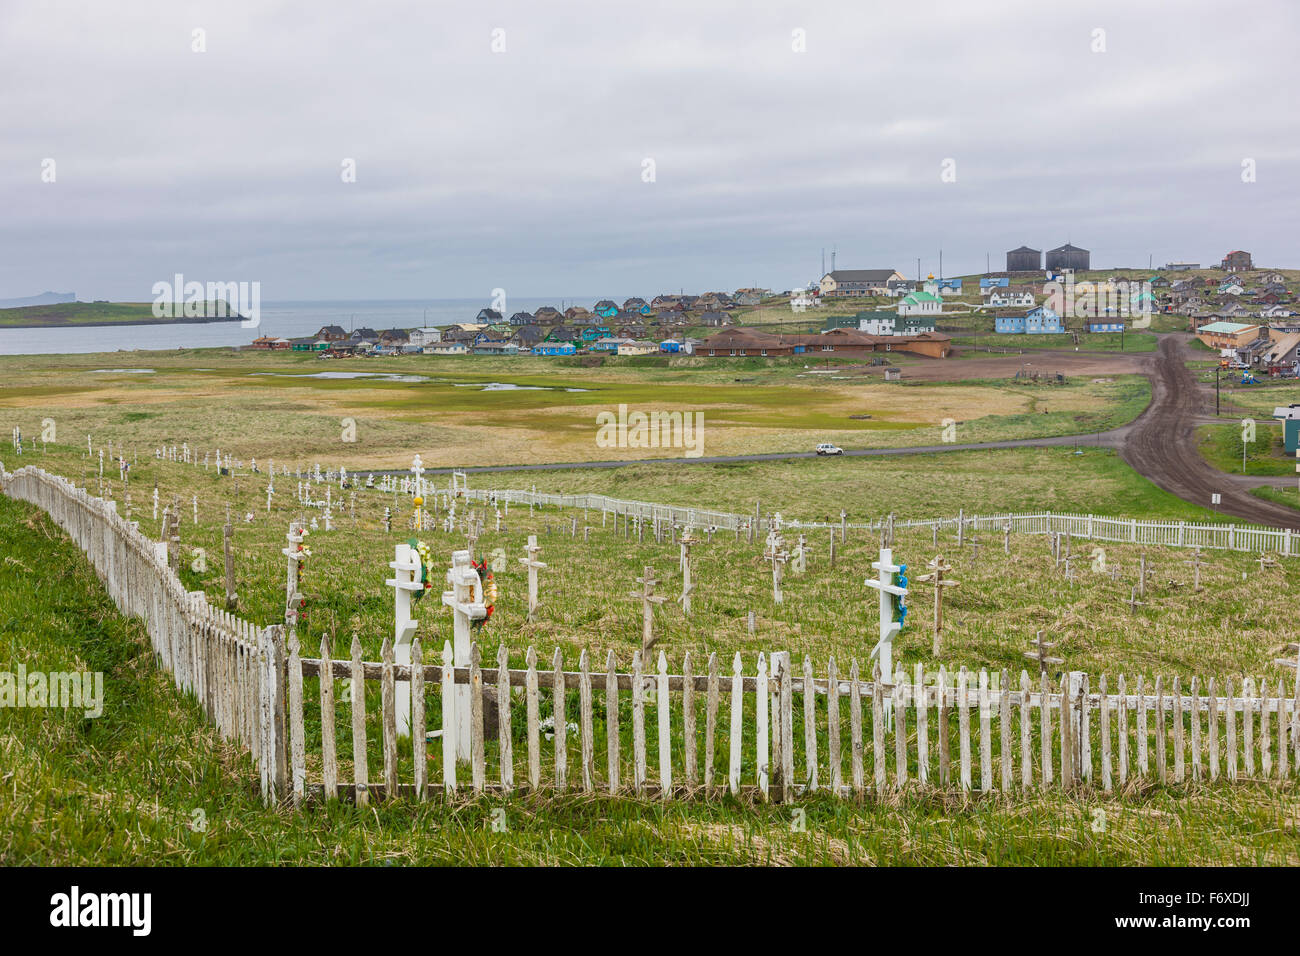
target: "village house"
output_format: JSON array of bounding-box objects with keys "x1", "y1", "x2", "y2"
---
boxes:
[
  {"x1": 408, "y1": 328, "x2": 442, "y2": 348},
  {"x1": 695, "y1": 292, "x2": 734, "y2": 311},
  {"x1": 622, "y1": 297, "x2": 651, "y2": 314},
  {"x1": 545, "y1": 325, "x2": 579, "y2": 345},
  {"x1": 995, "y1": 306, "x2": 1064, "y2": 334},
  {"x1": 440, "y1": 324, "x2": 484, "y2": 345},
  {"x1": 980, "y1": 277, "x2": 1011, "y2": 290},
  {"x1": 378, "y1": 329, "x2": 409, "y2": 347},
  {"x1": 855, "y1": 310, "x2": 896, "y2": 335},
  {"x1": 511, "y1": 326, "x2": 546, "y2": 349},
  {"x1": 315, "y1": 324, "x2": 347, "y2": 342},
  {"x1": 563, "y1": 306, "x2": 591, "y2": 322},
  {"x1": 985, "y1": 289, "x2": 1035, "y2": 308},
  {"x1": 617, "y1": 340, "x2": 659, "y2": 356},
  {"x1": 424, "y1": 340, "x2": 468, "y2": 356},
  {"x1": 699, "y1": 310, "x2": 733, "y2": 327},
  {"x1": 1211, "y1": 303, "x2": 1253, "y2": 320},
  {"x1": 1259, "y1": 330, "x2": 1300, "y2": 371},
  {"x1": 533, "y1": 306, "x2": 562, "y2": 324},
  {"x1": 733, "y1": 288, "x2": 767, "y2": 306},
  {"x1": 885, "y1": 278, "x2": 917, "y2": 297},
  {"x1": 509, "y1": 311, "x2": 537, "y2": 326},
  {"x1": 819, "y1": 269, "x2": 904, "y2": 298},
  {"x1": 475, "y1": 308, "x2": 503, "y2": 323},
  {"x1": 1165, "y1": 261, "x2": 1200, "y2": 271},
  {"x1": 593, "y1": 300, "x2": 619, "y2": 318},
  {"x1": 249, "y1": 335, "x2": 291, "y2": 350},
  {"x1": 533, "y1": 341, "x2": 576, "y2": 356},
  {"x1": 289, "y1": 336, "x2": 328, "y2": 352}
]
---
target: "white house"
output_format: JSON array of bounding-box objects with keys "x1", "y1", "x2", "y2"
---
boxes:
[
  {"x1": 424, "y1": 340, "x2": 467, "y2": 355},
  {"x1": 986, "y1": 290, "x2": 1035, "y2": 308},
  {"x1": 408, "y1": 328, "x2": 442, "y2": 348},
  {"x1": 857, "y1": 312, "x2": 896, "y2": 335},
  {"x1": 1261, "y1": 305, "x2": 1297, "y2": 319},
  {"x1": 790, "y1": 288, "x2": 822, "y2": 312}
]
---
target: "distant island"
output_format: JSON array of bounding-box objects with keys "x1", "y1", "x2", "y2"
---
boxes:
[
  {"x1": 0, "y1": 301, "x2": 247, "y2": 329},
  {"x1": 0, "y1": 291, "x2": 76, "y2": 309}
]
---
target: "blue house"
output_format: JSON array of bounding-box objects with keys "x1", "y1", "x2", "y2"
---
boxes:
[
  {"x1": 935, "y1": 278, "x2": 962, "y2": 294},
  {"x1": 534, "y1": 342, "x2": 576, "y2": 356},
  {"x1": 996, "y1": 306, "x2": 1063, "y2": 334},
  {"x1": 1086, "y1": 319, "x2": 1125, "y2": 333},
  {"x1": 980, "y1": 277, "x2": 1010, "y2": 289}
]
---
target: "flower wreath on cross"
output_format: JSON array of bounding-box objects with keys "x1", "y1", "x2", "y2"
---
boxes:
[{"x1": 405, "y1": 538, "x2": 496, "y2": 625}]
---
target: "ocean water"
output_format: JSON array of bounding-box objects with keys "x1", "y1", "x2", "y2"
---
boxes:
[{"x1": 0, "y1": 297, "x2": 613, "y2": 356}]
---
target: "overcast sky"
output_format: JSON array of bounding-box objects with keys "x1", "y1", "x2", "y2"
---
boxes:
[{"x1": 1, "y1": 0, "x2": 1297, "y2": 302}]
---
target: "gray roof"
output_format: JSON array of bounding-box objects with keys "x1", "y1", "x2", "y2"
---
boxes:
[{"x1": 827, "y1": 269, "x2": 897, "y2": 282}]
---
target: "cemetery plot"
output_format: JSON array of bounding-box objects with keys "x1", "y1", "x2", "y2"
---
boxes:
[{"x1": 4, "y1": 441, "x2": 1300, "y2": 811}]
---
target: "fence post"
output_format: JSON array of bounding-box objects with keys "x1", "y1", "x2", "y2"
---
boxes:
[{"x1": 259, "y1": 625, "x2": 288, "y2": 805}]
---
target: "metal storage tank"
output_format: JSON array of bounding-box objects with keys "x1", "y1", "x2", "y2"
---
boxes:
[
  {"x1": 1005, "y1": 246, "x2": 1041, "y2": 272},
  {"x1": 1046, "y1": 243, "x2": 1090, "y2": 272}
]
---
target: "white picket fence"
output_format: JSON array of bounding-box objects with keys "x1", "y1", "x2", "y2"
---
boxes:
[
  {"x1": 4, "y1": 461, "x2": 1297, "y2": 808},
  {"x1": 462, "y1": 488, "x2": 1300, "y2": 557},
  {"x1": 282, "y1": 640, "x2": 1300, "y2": 805}
]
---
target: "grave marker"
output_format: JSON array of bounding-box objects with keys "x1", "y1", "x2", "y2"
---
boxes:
[
  {"x1": 631, "y1": 566, "x2": 667, "y2": 653},
  {"x1": 385, "y1": 543, "x2": 424, "y2": 738},
  {"x1": 519, "y1": 535, "x2": 546, "y2": 619},
  {"x1": 442, "y1": 549, "x2": 487, "y2": 760},
  {"x1": 915, "y1": 555, "x2": 958, "y2": 656}
]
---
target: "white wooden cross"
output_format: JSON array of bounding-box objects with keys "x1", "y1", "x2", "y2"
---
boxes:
[
  {"x1": 152, "y1": 485, "x2": 159, "y2": 521},
  {"x1": 281, "y1": 520, "x2": 308, "y2": 637},
  {"x1": 519, "y1": 535, "x2": 546, "y2": 619},
  {"x1": 442, "y1": 549, "x2": 487, "y2": 760},
  {"x1": 410, "y1": 454, "x2": 425, "y2": 500},
  {"x1": 864, "y1": 547, "x2": 907, "y2": 689},
  {"x1": 266, "y1": 483, "x2": 274, "y2": 513},
  {"x1": 192, "y1": 494, "x2": 198, "y2": 525},
  {"x1": 386, "y1": 542, "x2": 424, "y2": 738},
  {"x1": 764, "y1": 529, "x2": 789, "y2": 604}
]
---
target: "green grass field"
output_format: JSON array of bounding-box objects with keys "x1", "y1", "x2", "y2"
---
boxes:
[{"x1": 1196, "y1": 423, "x2": 1294, "y2": 476}]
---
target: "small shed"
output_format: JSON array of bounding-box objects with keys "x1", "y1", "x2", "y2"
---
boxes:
[{"x1": 884, "y1": 367, "x2": 901, "y2": 382}]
